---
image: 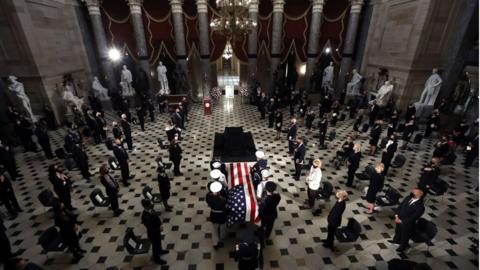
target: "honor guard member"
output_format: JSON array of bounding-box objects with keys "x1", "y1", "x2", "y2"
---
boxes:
[
  {"x1": 235, "y1": 230, "x2": 262, "y2": 270},
  {"x1": 259, "y1": 182, "x2": 281, "y2": 241},
  {"x1": 251, "y1": 151, "x2": 267, "y2": 189},
  {"x1": 256, "y1": 170, "x2": 273, "y2": 200},
  {"x1": 211, "y1": 160, "x2": 228, "y2": 182},
  {"x1": 206, "y1": 181, "x2": 228, "y2": 248},
  {"x1": 210, "y1": 169, "x2": 228, "y2": 196}
]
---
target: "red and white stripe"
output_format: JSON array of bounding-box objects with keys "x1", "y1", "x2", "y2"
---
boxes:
[{"x1": 229, "y1": 162, "x2": 260, "y2": 225}]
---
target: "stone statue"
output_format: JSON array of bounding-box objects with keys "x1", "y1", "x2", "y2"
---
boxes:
[
  {"x1": 62, "y1": 80, "x2": 84, "y2": 110},
  {"x1": 92, "y1": 76, "x2": 109, "y2": 100},
  {"x1": 7, "y1": 75, "x2": 36, "y2": 122},
  {"x1": 375, "y1": 81, "x2": 394, "y2": 107},
  {"x1": 120, "y1": 65, "x2": 135, "y2": 96},
  {"x1": 157, "y1": 61, "x2": 169, "y2": 93},
  {"x1": 419, "y1": 68, "x2": 442, "y2": 105},
  {"x1": 346, "y1": 69, "x2": 362, "y2": 96},
  {"x1": 322, "y1": 62, "x2": 334, "y2": 92}
]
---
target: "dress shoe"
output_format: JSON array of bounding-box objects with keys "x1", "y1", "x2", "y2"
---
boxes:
[
  {"x1": 78, "y1": 248, "x2": 87, "y2": 253},
  {"x1": 159, "y1": 250, "x2": 169, "y2": 255},
  {"x1": 387, "y1": 240, "x2": 399, "y2": 245},
  {"x1": 128, "y1": 175, "x2": 135, "y2": 179}
]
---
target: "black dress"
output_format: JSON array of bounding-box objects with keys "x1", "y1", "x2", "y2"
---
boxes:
[
  {"x1": 369, "y1": 124, "x2": 382, "y2": 146},
  {"x1": 366, "y1": 172, "x2": 384, "y2": 203}
]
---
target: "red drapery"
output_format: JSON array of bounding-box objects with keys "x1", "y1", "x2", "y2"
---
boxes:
[{"x1": 99, "y1": 0, "x2": 350, "y2": 65}]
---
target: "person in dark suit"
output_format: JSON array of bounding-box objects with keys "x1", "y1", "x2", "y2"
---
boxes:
[
  {"x1": 368, "y1": 101, "x2": 379, "y2": 126},
  {"x1": 267, "y1": 98, "x2": 276, "y2": 128},
  {"x1": 52, "y1": 201, "x2": 85, "y2": 260},
  {"x1": 165, "y1": 120, "x2": 181, "y2": 142},
  {"x1": 259, "y1": 182, "x2": 281, "y2": 243},
  {"x1": 171, "y1": 108, "x2": 184, "y2": 130},
  {"x1": 99, "y1": 165, "x2": 123, "y2": 216},
  {"x1": 274, "y1": 109, "x2": 283, "y2": 140},
  {"x1": 389, "y1": 188, "x2": 425, "y2": 252},
  {"x1": 157, "y1": 168, "x2": 173, "y2": 211},
  {"x1": 181, "y1": 97, "x2": 189, "y2": 121},
  {"x1": 0, "y1": 173, "x2": 22, "y2": 219},
  {"x1": 64, "y1": 125, "x2": 80, "y2": 154},
  {"x1": 318, "y1": 116, "x2": 328, "y2": 149},
  {"x1": 293, "y1": 137, "x2": 306, "y2": 180},
  {"x1": 141, "y1": 199, "x2": 169, "y2": 265},
  {"x1": 369, "y1": 120, "x2": 383, "y2": 155},
  {"x1": 432, "y1": 135, "x2": 449, "y2": 159},
  {"x1": 112, "y1": 121, "x2": 123, "y2": 141},
  {"x1": 135, "y1": 105, "x2": 145, "y2": 132},
  {"x1": 381, "y1": 135, "x2": 398, "y2": 175},
  {"x1": 71, "y1": 143, "x2": 91, "y2": 180},
  {"x1": 287, "y1": 118, "x2": 298, "y2": 155},
  {"x1": 0, "y1": 216, "x2": 14, "y2": 263},
  {"x1": 0, "y1": 142, "x2": 18, "y2": 182},
  {"x1": 121, "y1": 114, "x2": 133, "y2": 150},
  {"x1": 34, "y1": 121, "x2": 53, "y2": 159},
  {"x1": 346, "y1": 144, "x2": 362, "y2": 187},
  {"x1": 43, "y1": 104, "x2": 57, "y2": 130},
  {"x1": 169, "y1": 139, "x2": 183, "y2": 176},
  {"x1": 365, "y1": 163, "x2": 385, "y2": 215},
  {"x1": 424, "y1": 109, "x2": 439, "y2": 138},
  {"x1": 48, "y1": 165, "x2": 75, "y2": 210},
  {"x1": 323, "y1": 190, "x2": 348, "y2": 250},
  {"x1": 464, "y1": 140, "x2": 478, "y2": 168},
  {"x1": 206, "y1": 181, "x2": 227, "y2": 248},
  {"x1": 86, "y1": 110, "x2": 101, "y2": 145},
  {"x1": 305, "y1": 109, "x2": 315, "y2": 134},
  {"x1": 401, "y1": 118, "x2": 416, "y2": 150},
  {"x1": 404, "y1": 103, "x2": 416, "y2": 122},
  {"x1": 112, "y1": 139, "x2": 133, "y2": 186},
  {"x1": 417, "y1": 162, "x2": 438, "y2": 197},
  {"x1": 387, "y1": 110, "x2": 399, "y2": 138},
  {"x1": 258, "y1": 93, "x2": 267, "y2": 119},
  {"x1": 95, "y1": 112, "x2": 107, "y2": 140},
  {"x1": 145, "y1": 97, "x2": 155, "y2": 122}
]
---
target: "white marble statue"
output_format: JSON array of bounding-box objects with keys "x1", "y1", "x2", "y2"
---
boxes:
[
  {"x1": 375, "y1": 81, "x2": 394, "y2": 107},
  {"x1": 419, "y1": 68, "x2": 442, "y2": 105},
  {"x1": 120, "y1": 65, "x2": 135, "y2": 96},
  {"x1": 63, "y1": 81, "x2": 84, "y2": 110},
  {"x1": 346, "y1": 69, "x2": 362, "y2": 96},
  {"x1": 322, "y1": 62, "x2": 334, "y2": 92},
  {"x1": 7, "y1": 75, "x2": 36, "y2": 122},
  {"x1": 92, "y1": 76, "x2": 109, "y2": 100},
  {"x1": 157, "y1": 61, "x2": 170, "y2": 93}
]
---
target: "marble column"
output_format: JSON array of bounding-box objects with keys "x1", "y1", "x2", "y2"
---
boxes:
[
  {"x1": 305, "y1": 0, "x2": 325, "y2": 92},
  {"x1": 269, "y1": 0, "x2": 284, "y2": 92},
  {"x1": 82, "y1": 0, "x2": 116, "y2": 91},
  {"x1": 170, "y1": 0, "x2": 189, "y2": 95},
  {"x1": 126, "y1": 0, "x2": 152, "y2": 94},
  {"x1": 336, "y1": 0, "x2": 364, "y2": 97},
  {"x1": 196, "y1": 0, "x2": 211, "y2": 99},
  {"x1": 247, "y1": 0, "x2": 259, "y2": 81}
]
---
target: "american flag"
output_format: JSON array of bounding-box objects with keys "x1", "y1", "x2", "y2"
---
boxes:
[{"x1": 227, "y1": 162, "x2": 260, "y2": 227}]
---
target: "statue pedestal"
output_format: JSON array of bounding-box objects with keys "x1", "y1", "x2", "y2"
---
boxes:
[{"x1": 414, "y1": 102, "x2": 433, "y2": 119}]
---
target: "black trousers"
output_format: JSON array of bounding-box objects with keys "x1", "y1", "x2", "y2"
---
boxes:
[
  {"x1": 92, "y1": 131, "x2": 101, "y2": 145},
  {"x1": 325, "y1": 224, "x2": 338, "y2": 248},
  {"x1": 1, "y1": 191, "x2": 21, "y2": 215},
  {"x1": 125, "y1": 135, "x2": 133, "y2": 150},
  {"x1": 148, "y1": 231, "x2": 164, "y2": 261},
  {"x1": 294, "y1": 162, "x2": 302, "y2": 179},
  {"x1": 268, "y1": 115, "x2": 274, "y2": 128},
  {"x1": 139, "y1": 119, "x2": 145, "y2": 131},
  {"x1": 58, "y1": 191, "x2": 72, "y2": 209},
  {"x1": 119, "y1": 162, "x2": 130, "y2": 183},
  {"x1": 288, "y1": 140, "x2": 295, "y2": 154},
  {"x1": 307, "y1": 188, "x2": 317, "y2": 207},
  {"x1": 261, "y1": 218, "x2": 275, "y2": 239},
  {"x1": 319, "y1": 133, "x2": 326, "y2": 147},
  {"x1": 40, "y1": 142, "x2": 53, "y2": 159},
  {"x1": 346, "y1": 166, "x2": 356, "y2": 186},
  {"x1": 107, "y1": 192, "x2": 119, "y2": 212},
  {"x1": 0, "y1": 227, "x2": 12, "y2": 262},
  {"x1": 393, "y1": 222, "x2": 413, "y2": 249},
  {"x1": 382, "y1": 156, "x2": 393, "y2": 174},
  {"x1": 172, "y1": 159, "x2": 181, "y2": 174},
  {"x1": 100, "y1": 129, "x2": 107, "y2": 140}
]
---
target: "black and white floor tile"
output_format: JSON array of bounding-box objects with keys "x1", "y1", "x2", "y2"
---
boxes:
[{"x1": 3, "y1": 96, "x2": 478, "y2": 269}]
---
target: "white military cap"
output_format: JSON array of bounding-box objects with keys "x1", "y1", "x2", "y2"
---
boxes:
[
  {"x1": 210, "y1": 181, "x2": 222, "y2": 193},
  {"x1": 255, "y1": 151, "x2": 265, "y2": 159},
  {"x1": 261, "y1": 169, "x2": 269, "y2": 178},
  {"x1": 210, "y1": 169, "x2": 222, "y2": 179},
  {"x1": 212, "y1": 162, "x2": 221, "y2": 169}
]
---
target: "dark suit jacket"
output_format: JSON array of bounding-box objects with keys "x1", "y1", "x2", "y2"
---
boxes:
[
  {"x1": 395, "y1": 195, "x2": 425, "y2": 226},
  {"x1": 287, "y1": 124, "x2": 297, "y2": 141},
  {"x1": 141, "y1": 209, "x2": 161, "y2": 237},
  {"x1": 370, "y1": 124, "x2": 382, "y2": 140},
  {"x1": 383, "y1": 141, "x2": 398, "y2": 161},
  {"x1": 100, "y1": 174, "x2": 119, "y2": 195},
  {"x1": 113, "y1": 145, "x2": 129, "y2": 164},
  {"x1": 121, "y1": 120, "x2": 131, "y2": 137},
  {"x1": 71, "y1": 145, "x2": 88, "y2": 168},
  {"x1": 348, "y1": 152, "x2": 361, "y2": 171},
  {"x1": 112, "y1": 127, "x2": 122, "y2": 139},
  {"x1": 259, "y1": 193, "x2": 281, "y2": 221},
  {"x1": 169, "y1": 144, "x2": 182, "y2": 162},
  {"x1": 328, "y1": 200, "x2": 346, "y2": 228},
  {"x1": 293, "y1": 143, "x2": 306, "y2": 163}
]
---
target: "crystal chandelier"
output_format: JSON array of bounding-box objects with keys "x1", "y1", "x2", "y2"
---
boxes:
[{"x1": 210, "y1": 0, "x2": 257, "y2": 39}]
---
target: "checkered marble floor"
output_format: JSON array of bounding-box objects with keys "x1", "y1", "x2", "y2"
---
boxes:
[{"x1": 3, "y1": 96, "x2": 479, "y2": 270}]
